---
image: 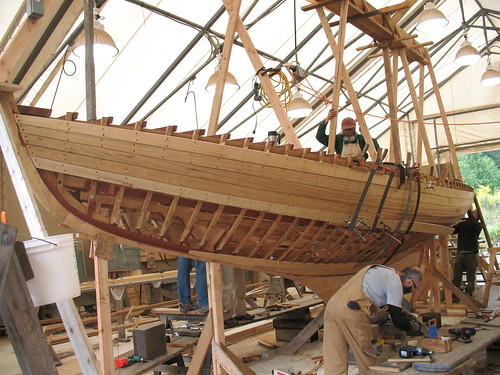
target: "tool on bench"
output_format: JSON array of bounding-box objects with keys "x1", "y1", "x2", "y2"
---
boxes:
[
  {"x1": 413, "y1": 363, "x2": 453, "y2": 373},
  {"x1": 448, "y1": 327, "x2": 476, "y2": 343},
  {"x1": 115, "y1": 354, "x2": 148, "y2": 368},
  {"x1": 399, "y1": 346, "x2": 433, "y2": 358},
  {"x1": 348, "y1": 148, "x2": 388, "y2": 238}
]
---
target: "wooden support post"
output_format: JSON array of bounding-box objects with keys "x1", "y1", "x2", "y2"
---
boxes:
[
  {"x1": 208, "y1": 0, "x2": 242, "y2": 135},
  {"x1": 221, "y1": 0, "x2": 301, "y2": 147},
  {"x1": 382, "y1": 48, "x2": 402, "y2": 164},
  {"x1": 424, "y1": 51, "x2": 461, "y2": 180},
  {"x1": 399, "y1": 50, "x2": 435, "y2": 173},
  {"x1": 0, "y1": 224, "x2": 58, "y2": 375},
  {"x1": 438, "y1": 235, "x2": 454, "y2": 307},
  {"x1": 91, "y1": 235, "x2": 115, "y2": 375},
  {"x1": 327, "y1": 0, "x2": 349, "y2": 155},
  {"x1": 1, "y1": 91, "x2": 101, "y2": 375},
  {"x1": 207, "y1": 262, "x2": 226, "y2": 375},
  {"x1": 187, "y1": 313, "x2": 214, "y2": 375},
  {"x1": 316, "y1": 8, "x2": 377, "y2": 160}
]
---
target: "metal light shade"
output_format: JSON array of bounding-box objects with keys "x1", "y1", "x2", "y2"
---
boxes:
[
  {"x1": 416, "y1": 2, "x2": 448, "y2": 31},
  {"x1": 205, "y1": 68, "x2": 240, "y2": 93},
  {"x1": 73, "y1": 20, "x2": 119, "y2": 58},
  {"x1": 287, "y1": 91, "x2": 312, "y2": 118},
  {"x1": 455, "y1": 40, "x2": 481, "y2": 66},
  {"x1": 480, "y1": 62, "x2": 500, "y2": 86}
]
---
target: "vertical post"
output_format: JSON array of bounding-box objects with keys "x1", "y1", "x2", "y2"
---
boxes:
[
  {"x1": 327, "y1": 0, "x2": 349, "y2": 155},
  {"x1": 84, "y1": 0, "x2": 96, "y2": 121},
  {"x1": 382, "y1": 47, "x2": 402, "y2": 164},
  {"x1": 208, "y1": 0, "x2": 242, "y2": 135},
  {"x1": 424, "y1": 51, "x2": 461, "y2": 180},
  {"x1": 91, "y1": 235, "x2": 115, "y2": 375},
  {"x1": 399, "y1": 50, "x2": 435, "y2": 173},
  {"x1": 316, "y1": 8, "x2": 377, "y2": 160}
]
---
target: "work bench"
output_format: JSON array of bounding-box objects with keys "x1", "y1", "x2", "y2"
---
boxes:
[{"x1": 367, "y1": 317, "x2": 500, "y2": 374}]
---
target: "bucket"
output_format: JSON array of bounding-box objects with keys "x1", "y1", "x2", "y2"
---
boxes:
[{"x1": 24, "y1": 233, "x2": 81, "y2": 306}]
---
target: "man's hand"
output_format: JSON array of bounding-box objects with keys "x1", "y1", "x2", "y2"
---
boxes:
[
  {"x1": 325, "y1": 108, "x2": 338, "y2": 122},
  {"x1": 369, "y1": 305, "x2": 389, "y2": 324}
]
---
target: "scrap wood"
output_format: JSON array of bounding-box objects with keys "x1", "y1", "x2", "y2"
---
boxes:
[
  {"x1": 242, "y1": 353, "x2": 262, "y2": 362},
  {"x1": 302, "y1": 358, "x2": 324, "y2": 375},
  {"x1": 257, "y1": 338, "x2": 278, "y2": 349}
]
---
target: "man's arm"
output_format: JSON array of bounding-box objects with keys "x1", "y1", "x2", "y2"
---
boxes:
[
  {"x1": 315, "y1": 121, "x2": 329, "y2": 147},
  {"x1": 387, "y1": 304, "x2": 417, "y2": 332}
]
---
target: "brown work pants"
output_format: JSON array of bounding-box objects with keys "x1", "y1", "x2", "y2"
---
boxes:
[{"x1": 323, "y1": 266, "x2": 377, "y2": 374}]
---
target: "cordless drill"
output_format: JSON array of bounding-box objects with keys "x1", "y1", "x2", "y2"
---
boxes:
[
  {"x1": 114, "y1": 355, "x2": 148, "y2": 368},
  {"x1": 399, "y1": 346, "x2": 433, "y2": 358}
]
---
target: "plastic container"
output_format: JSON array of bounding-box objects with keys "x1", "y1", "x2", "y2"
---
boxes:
[{"x1": 24, "y1": 233, "x2": 81, "y2": 306}]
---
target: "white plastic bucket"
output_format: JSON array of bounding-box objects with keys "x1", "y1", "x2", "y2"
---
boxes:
[{"x1": 24, "y1": 233, "x2": 81, "y2": 306}]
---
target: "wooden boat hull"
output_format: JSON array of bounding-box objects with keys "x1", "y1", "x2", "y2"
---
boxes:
[{"x1": 1, "y1": 98, "x2": 474, "y2": 300}]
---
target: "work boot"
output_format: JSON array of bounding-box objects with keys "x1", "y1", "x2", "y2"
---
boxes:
[
  {"x1": 199, "y1": 304, "x2": 209, "y2": 314},
  {"x1": 179, "y1": 300, "x2": 199, "y2": 313}
]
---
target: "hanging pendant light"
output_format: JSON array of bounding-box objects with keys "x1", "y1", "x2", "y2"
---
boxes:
[
  {"x1": 480, "y1": 58, "x2": 500, "y2": 86},
  {"x1": 73, "y1": 12, "x2": 118, "y2": 58},
  {"x1": 287, "y1": 90, "x2": 312, "y2": 118},
  {"x1": 205, "y1": 53, "x2": 239, "y2": 93},
  {"x1": 416, "y1": 1, "x2": 448, "y2": 31},
  {"x1": 455, "y1": 35, "x2": 481, "y2": 66}
]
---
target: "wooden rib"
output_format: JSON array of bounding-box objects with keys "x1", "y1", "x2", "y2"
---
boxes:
[
  {"x1": 202, "y1": 133, "x2": 230, "y2": 144},
  {"x1": 165, "y1": 126, "x2": 177, "y2": 135},
  {"x1": 159, "y1": 196, "x2": 179, "y2": 237},
  {"x1": 312, "y1": 227, "x2": 343, "y2": 263},
  {"x1": 291, "y1": 221, "x2": 329, "y2": 262},
  {"x1": 277, "y1": 220, "x2": 317, "y2": 261},
  {"x1": 134, "y1": 121, "x2": 146, "y2": 131},
  {"x1": 179, "y1": 201, "x2": 203, "y2": 244},
  {"x1": 216, "y1": 209, "x2": 247, "y2": 251},
  {"x1": 110, "y1": 185, "x2": 125, "y2": 225},
  {"x1": 87, "y1": 180, "x2": 98, "y2": 216},
  {"x1": 136, "y1": 191, "x2": 153, "y2": 230},
  {"x1": 247, "y1": 214, "x2": 283, "y2": 257},
  {"x1": 262, "y1": 217, "x2": 300, "y2": 259},
  {"x1": 232, "y1": 211, "x2": 266, "y2": 255},
  {"x1": 224, "y1": 138, "x2": 254, "y2": 148},
  {"x1": 200, "y1": 204, "x2": 225, "y2": 249},
  {"x1": 100, "y1": 117, "x2": 113, "y2": 126}
]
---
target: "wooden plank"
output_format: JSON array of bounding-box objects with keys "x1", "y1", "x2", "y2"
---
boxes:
[
  {"x1": 186, "y1": 313, "x2": 213, "y2": 375},
  {"x1": 110, "y1": 185, "x2": 125, "y2": 225},
  {"x1": 232, "y1": 211, "x2": 266, "y2": 255},
  {"x1": 221, "y1": 0, "x2": 301, "y2": 147},
  {"x1": 326, "y1": 0, "x2": 348, "y2": 155},
  {"x1": 94, "y1": 245, "x2": 114, "y2": 375},
  {"x1": 199, "y1": 204, "x2": 225, "y2": 249},
  {"x1": 216, "y1": 209, "x2": 247, "y2": 251},
  {"x1": 315, "y1": 9, "x2": 378, "y2": 161},
  {"x1": 399, "y1": 50, "x2": 436, "y2": 174},
  {"x1": 208, "y1": 0, "x2": 241, "y2": 136},
  {"x1": 179, "y1": 201, "x2": 203, "y2": 243},
  {"x1": 262, "y1": 217, "x2": 300, "y2": 259},
  {"x1": 136, "y1": 191, "x2": 153, "y2": 230},
  {"x1": 212, "y1": 342, "x2": 257, "y2": 375},
  {"x1": 0, "y1": 230, "x2": 58, "y2": 375},
  {"x1": 278, "y1": 220, "x2": 317, "y2": 261},
  {"x1": 247, "y1": 214, "x2": 283, "y2": 257},
  {"x1": 160, "y1": 196, "x2": 179, "y2": 237},
  {"x1": 279, "y1": 307, "x2": 325, "y2": 355}
]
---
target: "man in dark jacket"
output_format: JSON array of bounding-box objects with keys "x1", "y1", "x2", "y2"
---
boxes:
[
  {"x1": 315, "y1": 108, "x2": 379, "y2": 159},
  {"x1": 452, "y1": 209, "x2": 482, "y2": 298}
]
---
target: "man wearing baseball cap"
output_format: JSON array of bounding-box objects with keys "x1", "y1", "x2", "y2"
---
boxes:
[{"x1": 316, "y1": 108, "x2": 379, "y2": 159}]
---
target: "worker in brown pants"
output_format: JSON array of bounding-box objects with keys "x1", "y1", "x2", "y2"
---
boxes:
[{"x1": 323, "y1": 265, "x2": 425, "y2": 374}]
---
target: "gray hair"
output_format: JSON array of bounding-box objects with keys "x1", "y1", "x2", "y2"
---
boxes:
[{"x1": 401, "y1": 266, "x2": 423, "y2": 283}]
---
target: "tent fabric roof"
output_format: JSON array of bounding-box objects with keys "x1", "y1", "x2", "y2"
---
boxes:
[{"x1": 1, "y1": 0, "x2": 499, "y2": 163}]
